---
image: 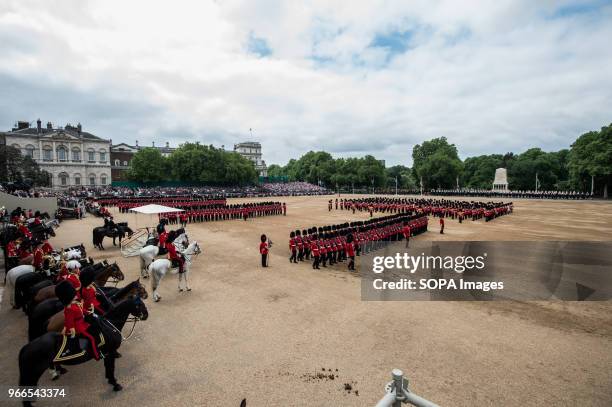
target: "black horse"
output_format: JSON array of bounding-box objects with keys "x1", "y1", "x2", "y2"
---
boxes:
[
  {"x1": 18, "y1": 295, "x2": 149, "y2": 406},
  {"x1": 92, "y1": 224, "x2": 133, "y2": 250}
]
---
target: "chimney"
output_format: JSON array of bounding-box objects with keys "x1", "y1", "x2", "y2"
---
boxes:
[
  {"x1": 110, "y1": 138, "x2": 113, "y2": 145},
  {"x1": 152, "y1": 141, "x2": 155, "y2": 147},
  {"x1": 37, "y1": 118, "x2": 42, "y2": 133},
  {"x1": 47, "y1": 121, "x2": 52, "y2": 130},
  {"x1": 166, "y1": 141, "x2": 169, "y2": 148},
  {"x1": 77, "y1": 123, "x2": 82, "y2": 134}
]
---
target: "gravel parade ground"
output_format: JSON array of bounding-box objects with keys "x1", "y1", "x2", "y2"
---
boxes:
[{"x1": 1, "y1": 195, "x2": 611, "y2": 406}]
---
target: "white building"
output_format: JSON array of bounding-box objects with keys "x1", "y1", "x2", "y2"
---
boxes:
[
  {"x1": 233, "y1": 141, "x2": 267, "y2": 177},
  {"x1": 3, "y1": 119, "x2": 112, "y2": 189}
]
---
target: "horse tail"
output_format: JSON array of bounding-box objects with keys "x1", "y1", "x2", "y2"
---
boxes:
[{"x1": 92, "y1": 230, "x2": 98, "y2": 245}]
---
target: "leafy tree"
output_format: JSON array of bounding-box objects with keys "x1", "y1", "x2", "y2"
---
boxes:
[
  {"x1": 412, "y1": 137, "x2": 463, "y2": 189},
  {"x1": 568, "y1": 124, "x2": 612, "y2": 197},
  {"x1": 0, "y1": 146, "x2": 50, "y2": 187},
  {"x1": 128, "y1": 147, "x2": 168, "y2": 182}
]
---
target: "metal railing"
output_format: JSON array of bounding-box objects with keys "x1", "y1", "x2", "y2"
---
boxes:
[{"x1": 375, "y1": 369, "x2": 439, "y2": 407}]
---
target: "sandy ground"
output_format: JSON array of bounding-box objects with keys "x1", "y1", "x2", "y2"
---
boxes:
[{"x1": 1, "y1": 195, "x2": 611, "y2": 407}]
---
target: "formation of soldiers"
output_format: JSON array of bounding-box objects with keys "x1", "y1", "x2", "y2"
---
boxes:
[
  {"x1": 288, "y1": 213, "x2": 428, "y2": 271},
  {"x1": 332, "y1": 197, "x2": 513, "y2": 222},
  {"x1": 97, "y1": 196, "x2": 227, "y2": 211},
  {"x1": 429, "y1": 189, "x2": 592, "y2": 200},
  {"x1": 159, "y1": 201, "x2": 287, "y2": 224}
]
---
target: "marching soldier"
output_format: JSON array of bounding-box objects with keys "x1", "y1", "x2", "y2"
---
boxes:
[{"x1": 260, "y1": 234, "x2": 269, "y2": 268}]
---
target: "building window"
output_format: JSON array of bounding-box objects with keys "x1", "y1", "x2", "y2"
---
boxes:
[
  {"x1": 88, "y1": 149, "x2": 95, "y2": 162},
  {"x1": 59, "y1": 173, "x2": 69, "y2": 186},
  {"x1": 123, "y1": 161, "x2": 128, "y2": 166},
  {"x1": 99, "y1": 151, "x2": 106, "y2": 162},
  {"x1": 25, "y1": 145, "x2": 35, "y2": 158},
  {"x1": 114, "y1": 159, "x2": 120, "y2": 166},
  {"x1": 101, "y1": 175, "x2": 107, "y2": 185},
  {"x1": 43, "y1": 148, "x2": 52, "y2": 161},
  {"x1": 57, "y1": 146, "x2": 67, "y2": 161},
  {"x1": 89, "y1": 175, "x2": 96, "y2": 186},
  {"x1": 72, "y1": 149, "x2": 81, "y2": 162},
  {"x1": 74, "y1": 175, "x2": 81, "y2": 185}
]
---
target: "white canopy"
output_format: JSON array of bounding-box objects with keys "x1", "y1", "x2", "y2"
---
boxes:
[{"x1": 129, "y1": 204, "x2": 184, "y2": 214}]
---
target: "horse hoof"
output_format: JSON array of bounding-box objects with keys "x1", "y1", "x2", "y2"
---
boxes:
[
  {"x1": 179, "y1": 289, "x2": 183, "y2": 292},
  {"x1": 51, "y1": 373, "x2": 60, "y2": 381},
  {"x1": 154, "y1": 297, "x2": 160, "y2": 302},
  {"x1": 58, "y1": 366, "x2": 68, "y2": 375},
  {"x1": 113, "y1": 383, "x2": 123, "y2": 392},
  {"x1": 186, "y1": 288, "x2": 192, "y2": 292}
]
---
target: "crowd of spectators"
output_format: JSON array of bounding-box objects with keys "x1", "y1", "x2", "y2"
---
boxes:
[{"x1": 2, "y1": 182, "x2": 331, "y2": 200}]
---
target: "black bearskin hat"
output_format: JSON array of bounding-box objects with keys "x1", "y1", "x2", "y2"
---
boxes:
[
  {"x1": 55, "y1": 280, "x2": 76, "y2": 306},
  {"x1": 79, "y1": 268, "x2": 96, "y2": 288}
]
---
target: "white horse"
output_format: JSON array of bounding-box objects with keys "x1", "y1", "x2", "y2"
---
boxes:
[
  {"x1": 138, "y1": 233, "x2": 189, "y2": 279},
  {"x1": 148, "y1": 241, "x2": 201, "y2": 302},
  {"x1": 6, "y1": 265, "x2": 35, "y2": 307}
]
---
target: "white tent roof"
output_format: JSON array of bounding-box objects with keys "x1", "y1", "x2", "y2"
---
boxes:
[{"x1": 129, "y1": 204, "x2": 184, "y2": 214}]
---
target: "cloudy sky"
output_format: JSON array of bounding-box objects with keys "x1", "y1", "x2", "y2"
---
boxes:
[{"x1": 1, "y1": 0, "x2": 611, "y2": 166}]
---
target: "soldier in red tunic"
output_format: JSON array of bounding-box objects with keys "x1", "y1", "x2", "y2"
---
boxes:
[
  {"x1": 310, "y1": 237, "x2": 320, "y2": 269},
  {"x1": 55, "y1": 281, "x2": 101, "y2": 360},
  {"x1": 289, "y1": 231, "x2": 297, "y2": 263},
  {"x1": 80, "y1": 268, "x2": 104, "y2": 315},
  {"x1": 402, "y1": 222, "x2": 411, "y2": 248},
  {"x1": 260, "y1": 234, "x2": 269, "y2": 268},
  {"x1": 32, "y1": 243, "x2": 45, "y2": 271},
  {"x1": 439, "y1": 217, "x2": 445, "y2": 234},
  {"x1": 6, "y1": 238, "x2": 20, "y2": 270},
  {"x1": 345, "y1": 234, "x2": 356, "y2": 271},
  {"x1": 165, "y1": 237, "x2": 184, "y2": 273}
]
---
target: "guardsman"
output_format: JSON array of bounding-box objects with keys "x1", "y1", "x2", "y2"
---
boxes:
[
  {"x1": 32, "y1": 242, "x2": 45, "y2": 271},
  {"x1": 80, "y1": 268, "x2": 104, "y2": 315},
  {"x1": 56, "y1": 280, "x2": 101, "y2": 360},
  {"x1": 289, "y1": 231, "x2": 297, "y2": 263},
  {"x1": 311, "y1": 236, "x2": 320, "y2": 269},
  {"x1": 165, "y1": 236, "x2": 184, "y2": 274},
  {"x1": 439, "y1": 217, "x2": 445, "y2": 234},
  {"x1": 345, "y1": 234, "x2": 356, "y2": 271},
  {"x1": 260, "y1": 234, "x2": 269, "y2": 268},
  {"x1": 402, "y1": 221, "x2": 411, "y2": 248},
  {"x1": 283, "y1": 203, "x2": 287, "y2": 216},
  {"x1": 6, "y1": 238, "x2": 20, "y2": 270}
]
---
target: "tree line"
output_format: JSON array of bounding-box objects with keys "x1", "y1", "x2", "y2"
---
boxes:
[
  {"x1": 128, "y1": 142, "x2": 258, "y2": 185},
  {"x1": 268, "y1": 124, "x2": 611, "y2": 196}
]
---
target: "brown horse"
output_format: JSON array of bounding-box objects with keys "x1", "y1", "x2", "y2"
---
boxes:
[
  {"x1": 45, "y1": 279, "x2": 147, "y2": 334},
  {"x1": 30, "y1": 263, "x2": 124, "y2": 308}
]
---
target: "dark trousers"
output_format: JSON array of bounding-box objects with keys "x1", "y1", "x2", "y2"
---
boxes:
[
  {"x1": 312, "y1": 255, "x2": 320, "y2": 269},
  {"x1": 289, "y1": 249, "x2": 297, "y2": 263},
  {"x1": 348, "y1": 256, "x2": 355, "y2": 271},
  {"x1": 261, "y1": 253, "x2": 268, "y2": 267}
]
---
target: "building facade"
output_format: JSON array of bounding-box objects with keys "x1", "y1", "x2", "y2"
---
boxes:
[
  {"x1": 3, "y1": 120, "x2": 111, "y2": 189},
  {"x1": 233, "y1": 141, "x2": 267, "y2": 177},
  {"x1": 110, "y1": 141, "x2": 175, "y2": 181}
]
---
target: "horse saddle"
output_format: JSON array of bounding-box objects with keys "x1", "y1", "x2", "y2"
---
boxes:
[
  {"x1": 171, "y1": 259, "x2": 181, "y2": 268},
  {"x1": 53, "y1": 332, "x2": 106, "y2": 363},
  {"x1": 146, "y1": 238, "x2": 158, "y2": 246}
]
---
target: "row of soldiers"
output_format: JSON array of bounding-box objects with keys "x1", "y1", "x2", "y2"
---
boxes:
[
  {"x1": 332, "y1": 197, "x2": 512, "y2": 222},
  {"x1": 159, "y1": 202, "x2": 287, "y2": 225},
  {"x1": 114, "y1": 199, "x2": 227, "y2": 213},
  {"x1": 429, "y1": 189, "x2": 592, "y2": 200},
  {"x1": 289, "y1": 213, "x2": 428, "y2": 271}
]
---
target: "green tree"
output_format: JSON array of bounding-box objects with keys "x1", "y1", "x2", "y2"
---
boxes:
[
  {"x1": 568, "y1": 124, "x2": 612, "y2": 197},
  {"x1": 128, "y1": 147, "x2": 168, "y2": 182},
  {"x1": 412, "y1": 137, "x2": 463, "y2": 189},
  {"x1": 0, "y1": 146, "x2": 51, "y2": 186}
]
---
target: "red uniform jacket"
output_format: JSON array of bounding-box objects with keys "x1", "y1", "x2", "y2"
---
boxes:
[
  {"x1": 33, "y1": 248, "x2": 44, "y2": 269},
  {"x1": 345, "y1": 242, "x2": 355, "y2": 257},
  {"x1": 259, "y1": 242, "x2": 269, "y2": 255},
  {"x1": 166, "y1": 242, "x2": 179, "y2": 260},
  {"x1": 310, "y1": 241, "x2": 319, "y2": 256},
  {"x1": 64, "y1": 302, "x2": 89, "y2": 334},
  {"x1": 7, "y1": 241, "x2": 19, "y2": 257},
  {"x1": 42, "y1": 242, "x2": 54, "y2": 254},
  {"x1": 81, "y1": 285, "x2": 104, "y2": 315},
  {"x1": 159, "y1": 231, "x2": 168, "y2": 247},
  {"x1": 64, "y1": 273, "x2": 81, "y2": 291}
]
